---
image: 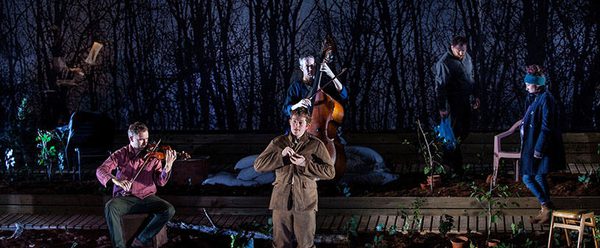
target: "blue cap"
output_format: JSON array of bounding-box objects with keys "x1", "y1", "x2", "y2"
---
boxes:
[{"x1": 524, "y1": 74, "x2": 546, "y2": 86}]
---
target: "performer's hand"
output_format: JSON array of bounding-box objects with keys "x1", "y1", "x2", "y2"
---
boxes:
[
  {"x1": 164, "y1": 150, "x2": 177, "y2": 173},
  {"x1": 320, "y1": 63, "x2": 343, "y2": 91},
  {"x1": 439, "y1": 110, "x2": 449, "y2": 118},
  {"x1": 290, "y1": 153, "x2": 306, "y2": 167},
  {"x1": 472, "y1": 98, "x2": 480, "y2": 110},
  {"x1": 281, "y1": 147, "x2": 295, "y2": 157},
  {"x1": 113, "y1": 179, "x2": 132, "y2": 191},
  {"x1": 291, "y1": 99, "x2": 311, "y2": 110},
  {"x1": 320, "y1": 63, "x2": 335, "y2": 78}
]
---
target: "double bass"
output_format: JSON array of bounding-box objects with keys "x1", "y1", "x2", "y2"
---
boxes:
[{"x1": 306, "y1": 37, "x2": 346, "y2": 179}]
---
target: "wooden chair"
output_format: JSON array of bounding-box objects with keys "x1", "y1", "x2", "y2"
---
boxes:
[
  {"x1": 491, "y1": 120, "x2": 522, "y2": 186},
  {"x1": 122, "y1": 214, "x2": 168, "y2": 248},
  {"x1": 547, "y1": 210, "x2": 598, "y2": 248}
]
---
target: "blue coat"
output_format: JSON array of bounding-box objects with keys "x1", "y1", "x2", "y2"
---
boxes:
[{"x1": 520, "y1": 90, "x2": 566, "y2": 175}]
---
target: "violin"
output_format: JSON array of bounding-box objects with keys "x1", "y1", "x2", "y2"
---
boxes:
[{"x1": 144, "y1": 144, "x2": 191, "y2": 161}]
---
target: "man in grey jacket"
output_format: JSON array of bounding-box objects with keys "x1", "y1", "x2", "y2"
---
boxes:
[{"x1": 434, "y1": 35, "x2": 480, "y2": 175}]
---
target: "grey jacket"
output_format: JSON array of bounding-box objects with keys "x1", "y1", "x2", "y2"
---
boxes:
[{"x1": 434, "y1": 50, "x2": 477, "y2": 111}]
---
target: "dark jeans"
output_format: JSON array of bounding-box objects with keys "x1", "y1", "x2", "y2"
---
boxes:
[
  {"x1": 104, "y1": 195, "x2": 175, "y2": 248},
  {"x1": 522, "y1": 174, "x2": 550, "y2": 205}
]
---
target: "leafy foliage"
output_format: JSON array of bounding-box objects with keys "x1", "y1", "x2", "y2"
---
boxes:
[
  {"x1": 438, "y1": 214, "x2": 454, "y2": 236},
  {"x1": 470, "y1": 182, "x2": 517, "y2": 240}
]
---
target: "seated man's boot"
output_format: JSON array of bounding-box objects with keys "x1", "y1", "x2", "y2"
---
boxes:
[{"x1": 130, "y1": 238, "x2": 152, "y2": 248}]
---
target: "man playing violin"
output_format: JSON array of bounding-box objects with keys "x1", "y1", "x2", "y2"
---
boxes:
[
  {"x1": 282, "y1": 54, "x2": 348, "y2": 119},
  {"x1": 254, "y1": 107, "x2": 336, "y2": 248},
  {"x1": 96, "y1": 122, "x2": 176, "y2": 248}
]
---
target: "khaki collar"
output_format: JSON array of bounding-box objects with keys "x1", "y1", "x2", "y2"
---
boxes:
[{"x1": 287, "y1": 133, "x2": 309, "y2": 145}]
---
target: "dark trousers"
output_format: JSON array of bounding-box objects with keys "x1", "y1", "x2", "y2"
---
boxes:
[
  {"x1": 443, "y1": 100, "x2": 472, "y2": 174},
  {"x1": 104, "y1": 195, "x2": 175, "y2": 248}
]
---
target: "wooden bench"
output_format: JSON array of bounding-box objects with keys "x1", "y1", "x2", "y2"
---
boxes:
[{"x1": 122, "y1": 214, "x2": 168, "y2": 248}]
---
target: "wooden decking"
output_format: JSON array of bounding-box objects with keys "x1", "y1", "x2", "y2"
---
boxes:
[
  {"x1": 1, "y1": 195, "x2": 599, "y2": 235},
  {"x1": 0, "y1": 212, "x2": 551, "y2": 234}
]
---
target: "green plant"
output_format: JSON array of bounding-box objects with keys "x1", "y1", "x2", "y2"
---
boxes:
[
  {"x1": 399, "y1": 198, "x2": 425, "y2": 233},
  {"x1": 345, "y1": 215, "x2": 359, "y2": 237},
  {"x1": 1, "y1": 96, "x2": 35, "y2": 175},
  {"x1": 595, "y1": 216, "x2": 600, "y2": 241},
  {"x1": 35, "y1": 129, "x2": 67, "y2": 180},
  {"x1": 416, "y1": 120, "x2": 445, "y2": 191},
  {"x1": 470, "y1": 182, "x2": 517, "y2": 241},
  {"x1": 364, "y1": 223, "x2": 387, "y2": 248},
  {"x1": 231, "y1": 222, "x2": 258, "y2": 248},
  {"x1": 387, "y1": 225, "x2": 397, "y2": 235},
  {"x1": 229, "y1": 231, "x2": 254, "y2": 248},
  {"x1": 578, "y1": 173, "x2": 591, "y2": 187},
  {"x1": 438, "y1": 214, "x2": 454, "y2": 236},
  {"x1": 496, "y1": 243, "x2": 510, "y2": 248},
  {"x1": 510, "y1": 221, "x2": 525, "y2": 236},
  {"x1": 523, "y1": 238, "x2": 538, "y2": 248}
]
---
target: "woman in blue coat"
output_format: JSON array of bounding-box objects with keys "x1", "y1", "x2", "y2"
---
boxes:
[{"x1": 520, "y1": 65, "x2": 566, "y2": 224}]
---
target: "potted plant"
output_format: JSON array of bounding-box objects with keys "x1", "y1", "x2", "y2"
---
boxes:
[{"x1": 416, "y1": 120, "x2": 446, "y2": 191}]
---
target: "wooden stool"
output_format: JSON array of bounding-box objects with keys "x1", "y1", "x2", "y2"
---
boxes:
[
  {"x1": 122, "y1": 214, "x2": 168, "y2": 248},
  {"x1": 547, "y1": 210, "x2": 598, "y2": 248}
]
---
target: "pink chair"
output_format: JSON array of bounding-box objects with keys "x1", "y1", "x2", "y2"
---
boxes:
[{"x1": 491, "y1": 120, "x2": 522, "y2": 186}]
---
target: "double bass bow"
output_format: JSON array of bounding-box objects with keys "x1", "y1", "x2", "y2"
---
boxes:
[{"x1": 306, "y1": 36, "x2": 347, "y2": 179}]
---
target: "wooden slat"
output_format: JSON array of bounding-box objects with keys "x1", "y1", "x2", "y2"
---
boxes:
[
  {"x1": 64, "y1": 215, "x2": 88, "y2": 229},
  {"x1": 0, "y1": 214, "x2": 15, "y2": 224},
  {"x1": 231, "y1": 215, "x2": 251, "y2": 229},
  {"x1": 44, "y1": 215, "x2": 66, "y2": 229},
  {"x1": 1, "y1": 214, "x2": 23, "y2": 228},
  {"x1": 335, "y1": 215, "x2": 353, "y2": 232},
  {"x1": 370, "y1": 215, "x2": 382, "y2": 231},
  {"x1": 468, "y1": 215, "x2": 478, "y2": 233},
  {"x1": 57, "y1": 214, "x2": 83, "y2": 229},
  {"x1": 478, "y1": 215, "x2": 487, "y2": 233},
  {"x1": 25, "y1": 214, "x2": 47, "y2": 228},
  {"x1": 318, "y1": 215, "x2": 334, "y2": 232},
  {"x1": 358, "y1": 215, "x2": 370, "y2": 231},
  {"x1": 73, "y1": 215, "x2": 95, "y2": 229}
]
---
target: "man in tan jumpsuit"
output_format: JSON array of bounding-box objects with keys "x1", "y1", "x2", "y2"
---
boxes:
[{"x1": 254, "y1": 107, "x2": 335, "y2": 248}]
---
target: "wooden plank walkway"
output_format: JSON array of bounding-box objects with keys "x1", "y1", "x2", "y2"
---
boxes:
[{"x1": 0, "y1": 213, "x2": 559, "y2": 234}]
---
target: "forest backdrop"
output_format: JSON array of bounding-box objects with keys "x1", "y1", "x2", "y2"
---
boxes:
[{"x1": 1, "y1": 0, "x2": 599, "y2": 132}]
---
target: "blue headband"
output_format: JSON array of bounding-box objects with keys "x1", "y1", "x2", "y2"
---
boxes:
[{"x1": 524, "y1": 74, "x2": 546, "y2": 86}]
